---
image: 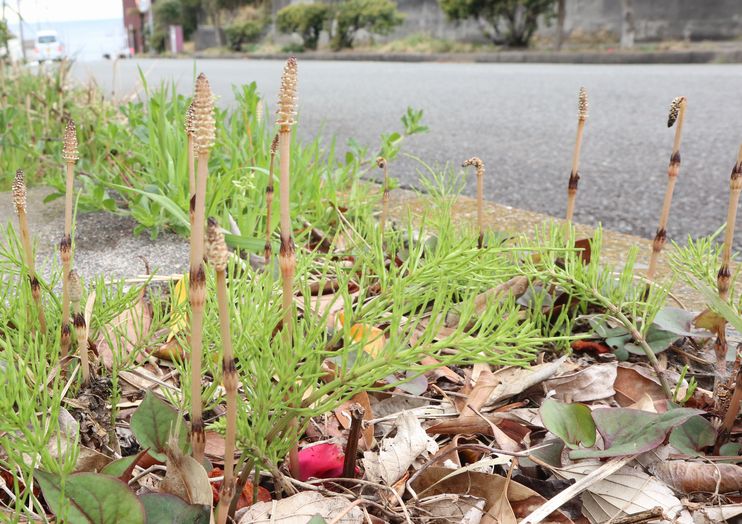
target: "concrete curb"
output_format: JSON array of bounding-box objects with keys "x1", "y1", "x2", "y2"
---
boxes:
[{"x1": 190, "y1": 49, "x2": 742, "y2": 65}]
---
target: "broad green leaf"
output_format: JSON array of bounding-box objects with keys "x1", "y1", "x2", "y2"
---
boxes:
[
  {"x1": 623, "y1": 326, "x2": 680, "y2": 355},
  {"x1": 130, "y1": 392, "x2": 189, "y2": 461},
  {"x1": 540, "y1": 399, "x2": 596, "y2": 450},
  {"x1": 223, "y1": 232, "x2": 274, "y2": 253},
  {"x1": 36, "y1": 470, "x2": 145, "y2": 524},
  {"x1": 100, "y1": 450, "x2": 147, "y2": 481},
  {"x1": 307, "y1": 516, "x2": 328, "y2": 524},
  {"x1": 570, "y1": 407, "x2": 703, "y2": 459},
  {"x1": 695, "y1": 280, "x2": 742, "y2": 333},
  {"x1": 669, "y1": 415, "x2": 716, "y2": 457},
  {"x1": 140, "y1": 493, "x2": 210, "y2": 524},
  {"x1": 106, "y1": 183, "x2": 189, "y2": 229}
]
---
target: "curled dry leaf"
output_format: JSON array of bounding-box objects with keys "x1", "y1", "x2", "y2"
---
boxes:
[
  {"x1": 613, "y1": 363, "x2": 669, "y2": 409},
  {"x1": 543, "y1": 362, "x2": 617, "y2": 402},
  {"x1": 651, "y1": 460, "x2": 742, "y2": 494},
  {"x1": 412, "y1": 494, "x2": 486, "y2": 524},
  {"x1": 237, "y1": 491, "x2": 363, "y2": 524},
  {"x1": 484, "y1": 356, "x2": 567, "y2": 408},
  {"x1": 160, "y1": 441, "x2": 213, "y2": 507},
  {"x1": 363, "y1": 411, "x2": 438, "y2": 485},
  {"x1": 96, "y1": 288, "x2": 153, "y2": 370}
]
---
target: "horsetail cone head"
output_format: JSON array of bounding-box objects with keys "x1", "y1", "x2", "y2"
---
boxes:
[
  {"x1": 463, "y1": 157, "x2": 484, "y2": 176},
  {"x1": 270, "y1": 133, "x2": 279, "y2": 154},
  {"x1": 667, "y1": 96, "x2": 686, "y2": 127},
  {"x1": 62, "y1": 119, "x2": 79, "y2": 162},
  {"x1": 376, "y1": 157, "x2": 386, "y2": 169},
  {"x1": 69, "y1": 270, "x2": 82, "y2": 305},
  {"x1": 12, "y1": 169, "x2": 26, "y2": 214},
  {"x1": 578, "y1": 87, "x2": 588, "y2": 120},
  {"x1": 276, "y1": 57, "x2": 298, "y2": 127},
  {"x1": 206, "y1": 217, "x2": 229, "y2": 272},
  {"x1": 185, "y1": 100, "x2": 196, "y2": 135},
  {"x1": 193, "y1": 73, "x2": 215, "y2": 154}
]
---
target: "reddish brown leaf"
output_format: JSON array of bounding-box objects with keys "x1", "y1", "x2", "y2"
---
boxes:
[
  {"x1": 209, "y1": 468, "x2": 271, "y2": 509},
  {"x1": 652, "y1": 461, "x2": 742, "y2": 494},
  {"x1": 571, "y1": 340, "x2": 611, "y2": 354}
]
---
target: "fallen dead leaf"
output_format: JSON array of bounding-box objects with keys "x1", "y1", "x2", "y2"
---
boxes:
[
  {"x1": 651, "y1": 460, "x2": 742, "y2": 494},
  {"x1": 543, "y1": 362, "x2": 617, "y2": 402},
  {"x1": 237, "y1": 491, "x2": 363, "y2": 524},
  {"x1": 363, "y1": 411, "x2": 438, "y2": 485},
  {"x1": 160, "y1": 438, "x2": 213, "y2": 507},
  {"x1": 613, "y1": 363, "x2": 668, "y2": 409},
  {"x1": 412, "y1": 494, "x2": 486, "y2": 524},
  {"x1": 96, "y1": 288, "x2": 153, "y2": 370},
  {"x1": 484, "y1": 357, "x2": 567, "y2": 408}
]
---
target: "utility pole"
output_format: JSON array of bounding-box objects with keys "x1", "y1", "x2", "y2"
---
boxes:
[{"x1": 16, "y1": 0, "x2": 25, "y2": 61}]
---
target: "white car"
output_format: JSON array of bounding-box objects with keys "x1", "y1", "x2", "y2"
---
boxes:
[{"x1": 34, "y1": 30, "x2": 65, "y2": 61}]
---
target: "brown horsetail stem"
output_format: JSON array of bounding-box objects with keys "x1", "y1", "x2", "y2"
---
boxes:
[
  {"x1": 265, "y1": 134, "x2": 279, "y2": 264},
  {"x1": 647, "y1": 96, "x2": 686, "y2": 281},
  {"x1": 377, "y1": 157, "x2": 389, "y2": 232},
  {"x1": 566, "y1": 86, "x2": 588, "y2": 223},
  {"x1": 61, "y1": 119, "x2": 79, "y2": 358},
  {"x1": 713, "y1": 146, "x2": 742, "y2": 428},
  {"x1": 69, "y1": 270, "x2": 89, "y2": 384},
  {"x1": 188, "y1": 73, "x2": 215, "y2": 464},
  {"x1": 206, "y1": 218, "x2": 237, "y2": 524},
  {"x1": 185, "y1": 100, "x2": 196, "y2": 223},
  {"x1": 13, "y1": 170, "x2": 47, "y2": 334},
  {"x1": 276, "y1": 57, "x2": 300, "y2": 479},
  {"x1": 463, "y1": 157, "x2": 485, "y2": 248}
]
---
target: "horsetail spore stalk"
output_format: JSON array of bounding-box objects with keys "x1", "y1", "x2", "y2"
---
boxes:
[
  {"x1": 69, "y1": 270, "x2": 89, "y2": 384},
  {"x1": 206, "y1": 219, "x2": 238, "y2": 524},
  {"x1": 276, "y1": 57, "x2": 300, "y2": 480},
  {"x1": 566, "y1": 87, "x2": 588, "y2": 223},
  {"x1": 714, "y1": 145, "x2": 742, "y2": 419},
  {"x1": 61, "y1": 119, "x2": 79, "y2": 358},
  {"x1": 647, "y1": 96, "x2": 686, "y2": 281},
  {"x1": 265, "y1": 134, "x2": 279, "y2": 264},
  {"x1": 13, "y1": 170, "x2": 47, "y2": 334},
  {"x1": 463, "y1": 157, "x2": 485, "y2": 248},
  {"x1": 188, "y1": 73, "x2": 215, "y2": 464},
  {"x1": 377, "y1": 157, "x2": 389, "y2": 232},
  {"x1": 185, "y1": 100, "x2": 196, "y2": 224}
]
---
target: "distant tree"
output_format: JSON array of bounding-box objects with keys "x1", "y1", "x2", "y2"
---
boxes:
[
  {"x1": 331, "y1": 0, "x2": 404, "y2": 50},
  {"x1": 554, "y1": 0, "x2": 565, "y2": 50},
  {"x1": 439, "y1": 0, "x2": 557, "y2": 47},
  {"x1": 0, "y1": 20, "x2": 12, "y2": 54},
  {"x1": 151, "y1": 0, "x2": 183, "y2": 51},
  {"x1": 276, "y1": 3, "x2": 331, "y2": 50}
]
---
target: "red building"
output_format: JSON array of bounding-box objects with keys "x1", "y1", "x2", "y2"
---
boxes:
[{"x1": 122, "y1": 0, "x2": 155, "y2": 54}]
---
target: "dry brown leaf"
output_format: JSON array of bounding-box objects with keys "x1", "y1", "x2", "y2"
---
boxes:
[
  {"x1": 363, "y1": 411, "x2": 438, "y2": 485},
  {"x1": 160, "y1": 441, "x2": 213, "y2": 507},
  {"x1": 334, "y1": 391, "x2": 374, "y2": 449},
  {"x1": 484, "y1": 357, "x2": 567, "y2": 408},
  {"x1": 554, "y1": 463, "x2": 691, "y2": 523},
  {"x1": 412, "y1": 467, "x2": 573, "y2": 524},
  {"x1": 427, "y1": 415, "x2": 530, "y2": 443},
  {"x1": 651, "y1": 460, "x2": 742, "y2": 494},
  {"x1": 691, "y1": 503, "x2": 742, "y2": 524},
  {"x1": 543, "y1": 362, "x2": 617, "y2": 402},
  {"x1": 204, "y1": 430, "x2": 227, "y2": 462},
  {"x1": 413, "y1": 494, "x2": 486, "y2": 524},
  {"x1": 421, "y1": 355, "x2": 464, "y2": 384},
  {"x1": 613, "y1": 363, "x2": 668, "y2": 409},
  {"x1": 96, "y1": 289, "x2": 153, "y2": 370},
  {"x1": 237, "y1": 491, "x2": 363, "y2": 524}
]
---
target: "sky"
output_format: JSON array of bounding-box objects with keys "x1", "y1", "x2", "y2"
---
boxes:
[{"x1": 4, "y1": 0, "x2": 124, "y2": 23}]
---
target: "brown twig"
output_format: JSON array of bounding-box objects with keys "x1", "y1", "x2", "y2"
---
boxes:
[
  {"x1": 265, "y1": 134, "x2": 278, "y2": 264},
  {"x1": 276, "y1": 56, "x2": 300, "y2": 479},
  {"x1": 566, "y1": 87, "x2": 588, "y2": 223},
  {"x1": 647, "y1": 96, "x2": 686, "y2": 281},
  {"x1": 188, "y1": 73, "x2": 215, "y2": 464},
  {"x1": 609, "y1": 507, "x2": 664, "y2": 524},
  {"x1": 342, "y1": 403, "x2": 364, "y2": 479},
  {"x1": 462, "y1": 157, "x2": 485, "y2": 248},
  {"x1": 207, "y1": 219, "x2": 238, "y2": 524},
  {"x1": 12, "y1": 170, "x2": 47, "y2": 334},
  {"x1": 61, "y1": 119, "x2": 79, "y2": 359},
  {"x1": 376, "y1": 157, "x2": 389, "y2": 232}
]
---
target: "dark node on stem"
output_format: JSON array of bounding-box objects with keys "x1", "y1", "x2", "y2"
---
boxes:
[
  {"x1": 718, "y1": 265, "x2": 732, "y2": 280},
  {"x1": 279, "y1": 238, "x2": 296, "y2": 257},
  {"x1": 567, "y1": 171, "x2": 580, "y2": 190},
  {"x1": 30, "y1": 276, "x2": 40, "y2": 291},
  {"x1": 73, "y1": 312, "x2": 85, "y2": 329},
  {"x1": 264, "y1": 241, "x2": 272, "y2": 255},
  {"x1": 59, "y1": 235, "x2": 71, "y2": 253},
  {"x1": 477, "y1": 232, "x2": 485, "y2": 250},
  {"x1": 189, "y1": 194, "x2": 196, "y2": 213},
  {"x1": 222, "y1": 357, "x2": 237, "y2": 376},
  {"x1": 190, "y1": 264, "x2": 206, "y2": 287},
  {"x1": 669, "y1": 151, "x2": 681, "y2": 166},
  {"x1": 61, "y1": 322, "x2": 71, "y2": 338},
  {"x1": 653, "y1": 228, "x2": 667, "y2": 245}
]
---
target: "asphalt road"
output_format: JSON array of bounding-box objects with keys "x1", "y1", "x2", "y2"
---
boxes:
[{"x1": 74, "y1": 58, "x2": 742, "y2": 244}]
